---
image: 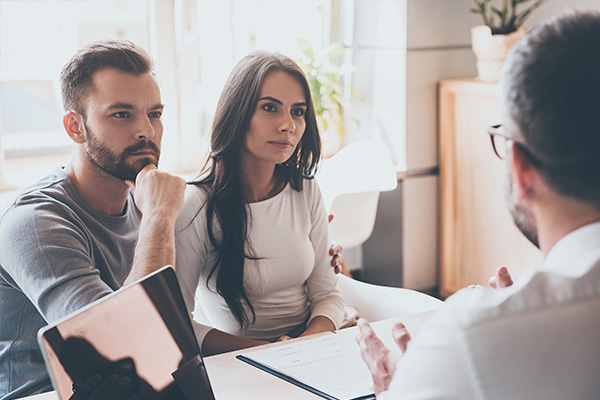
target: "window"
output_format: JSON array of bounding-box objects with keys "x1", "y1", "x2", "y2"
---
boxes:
[
  {"x1": 0, "y1": 0, "x2": 150, "y2": 187},
  {"x1": 170, "y1": 0, "x2": 334, "y2": 172},
  {"x1": 0, "y1": 0, "x2": 337, "y2": 188}
]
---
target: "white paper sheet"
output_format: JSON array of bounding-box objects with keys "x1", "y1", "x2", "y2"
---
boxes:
[{"x1": 240, "y1": 333, "x2": 374, "y2": 400}]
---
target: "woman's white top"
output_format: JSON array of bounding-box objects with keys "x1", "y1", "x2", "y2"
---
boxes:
[{"x1": 175, "y1": 178, "x2": 344, "y2": 343}]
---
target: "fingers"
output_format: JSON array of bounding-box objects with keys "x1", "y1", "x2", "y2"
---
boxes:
[
  {"x1": 329, "y1": 243, "x2": 343, "y2": 274},
  {"x1": 355, "y1": 319, "x2": 397, "y2": 395},
  {"x1": 489, "y1": 266, "x2": 514, "y2": 289},
  {"x1": 131, "y1": 168, "x2": 186, "y2": 218},
  {"x1": 328, "y1": 214, "x2": 334, "y2": 223},
  {"x1": 329, "y1": 243, "x2": 342, "y2": 256},
  {"x1": 125, "y1": 180, "x2": 135, "y2": 193},
  {"x1": 277, "y1": 335, "x2": 292, "y2": 342},
  {"x1": 391, "y1": 323, "x2": 411, "y2": 354},
  {"x1": 128, "y1": 163, "x2": 158, "y2": 190},
  {"x1": 496, "y1": 266, "x2": 513, "y2": 288},
  {"x1": 331, "y1": 254, "x2": 343, "y2": 269},
  {"x1": 356, "y1": 319, "x2": 388, "y2": 357}
]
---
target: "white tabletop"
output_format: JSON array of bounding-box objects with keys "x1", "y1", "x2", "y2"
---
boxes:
[
  {"x1": 19, "y1": 311, "x2": 435, "y2": 400},
  {"x1": 204, "y1": 310, "x2": 435, "y2": 399}
]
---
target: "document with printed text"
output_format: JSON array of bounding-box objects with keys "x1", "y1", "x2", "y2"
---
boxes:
[{"x1": 237, "y1": 333, "x2": 375, "y2": 400}]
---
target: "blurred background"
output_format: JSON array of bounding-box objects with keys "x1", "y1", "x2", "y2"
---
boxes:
[{"x1": 2, "y1": 0, "x2": 599, "y2": 298}]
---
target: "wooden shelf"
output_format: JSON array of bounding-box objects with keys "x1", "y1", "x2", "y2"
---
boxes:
[{"x1": 438, "y1": 79, "x2": 542, "y2": 297}]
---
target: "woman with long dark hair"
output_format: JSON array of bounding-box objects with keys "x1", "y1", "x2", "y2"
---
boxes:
[{"x1": 175, "y1": 50, "x2": 344, "y2": 351}]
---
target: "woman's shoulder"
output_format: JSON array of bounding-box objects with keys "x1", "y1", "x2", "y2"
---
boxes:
[
  {"x1": 184, "y1": 183, "x2": 209, "y2": 203},
  {"x1": 176, "y1": 184, "x2": 209, "y2": 228},
  {"x1": 299, "y1": 176, "x2": 323, "y2": 202}
]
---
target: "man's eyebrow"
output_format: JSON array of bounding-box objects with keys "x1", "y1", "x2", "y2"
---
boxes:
[
  {"x1": 106, "y1": 103, "x2": 164, "y2": 110},
  {"x1": 258, "y1": 96, "x2": 306, "y2": 107},
  {"x1": 107, "y1": 103, "x2": 134, "y2": 110}
]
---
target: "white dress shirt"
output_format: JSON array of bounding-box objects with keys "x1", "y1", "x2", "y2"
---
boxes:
[{"x1": 379, "y1": 221, "x2": 600, "y2": 400}]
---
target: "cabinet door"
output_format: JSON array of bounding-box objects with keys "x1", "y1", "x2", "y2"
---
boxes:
[{"x1": 439, "y1": 80, "x2": 542, "y2": 297}]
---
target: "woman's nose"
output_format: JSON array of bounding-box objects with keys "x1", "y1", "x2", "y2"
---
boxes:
[{"x1": 279, "y1": 113, "x2": 295, "y2": 133}]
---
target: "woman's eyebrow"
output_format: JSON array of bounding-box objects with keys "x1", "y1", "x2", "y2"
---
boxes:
[
  {"x1": 258, "y1": 96, "x2": 282, "y2": 104},
  {"x1": 258, "y1": 96, "x2": 306, "y2": 107}
]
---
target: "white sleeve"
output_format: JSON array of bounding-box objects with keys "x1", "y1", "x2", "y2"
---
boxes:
[
  {"x1": 175, "y1": 186, "x2": 213, "y2": 346},
  {"x1": 304, "y1": 179, "x2": 345, "y2": 329},
  {"x1": 378, "y1": 304, "x2": 476, "y2": 399}
]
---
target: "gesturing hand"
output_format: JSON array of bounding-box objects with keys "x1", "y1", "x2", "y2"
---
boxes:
[{"x1": 355, "y1": 319, "x2": 411, "y2": 396}]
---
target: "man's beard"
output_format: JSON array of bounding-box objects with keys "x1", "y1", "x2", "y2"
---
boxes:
[
  {"x1": 83, "y1": 122, "x2": 160, "y2": 182},
  {"x1": 505, "y1": 168, "x2": 540, "y2": 249}
]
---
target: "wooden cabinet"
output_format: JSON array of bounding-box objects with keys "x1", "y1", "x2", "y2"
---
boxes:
[{"x1": 438, "y1": 79, "x2": 542, "y2": 297}]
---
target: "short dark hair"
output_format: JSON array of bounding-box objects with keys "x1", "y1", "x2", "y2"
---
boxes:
[
  {"x1": 59, "y1": 40, "x2": 153, "y2": 114},
  {"x1": 500, "y1": 12, "x2": 600, "y2": 207}
]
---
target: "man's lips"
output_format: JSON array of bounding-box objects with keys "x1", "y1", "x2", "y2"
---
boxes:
[{"x1": 129, "y1": 149, "x2": 156, "y2": 157}]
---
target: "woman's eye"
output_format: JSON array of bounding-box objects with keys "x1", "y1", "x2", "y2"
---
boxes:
[
  {"x1": 291, "y1": 108, "x2": 305, "y2": 117},
  {"x1": 261, "y1": 104, "x2": 276, "y2": 112},
  {"x1": 112, "y1": 111, "x2": 130, "y2": 118}
]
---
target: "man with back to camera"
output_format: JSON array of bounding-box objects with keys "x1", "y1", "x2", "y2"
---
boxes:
[{"x1": 357, "y1": 12, "x2": 600, "y2": 399}]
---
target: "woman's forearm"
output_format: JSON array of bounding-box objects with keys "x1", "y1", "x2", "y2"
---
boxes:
[{"x1": 300, "y1": 315, "x2": 335, "y2": 337}]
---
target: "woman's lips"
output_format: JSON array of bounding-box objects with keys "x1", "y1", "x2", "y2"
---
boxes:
[{"x1": 268, "y1": 141, "x2": 293, "y2": 149}]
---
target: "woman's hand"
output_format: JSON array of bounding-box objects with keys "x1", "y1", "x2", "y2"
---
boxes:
[{"x1": 328, "y1": 214, "x2": 352, "y2": 277}]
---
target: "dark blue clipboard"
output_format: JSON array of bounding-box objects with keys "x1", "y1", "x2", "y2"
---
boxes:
[{"x1": 236, "y1": 354, "x2": 376, "y2": 400}]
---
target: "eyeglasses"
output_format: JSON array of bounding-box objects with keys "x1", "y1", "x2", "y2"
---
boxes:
[
  {"x1": 487, "y1": 124, "x2": 514, "y2": 160},
  {"x1": 486, "y1": 124, "x2": 542, "y2": 166}
]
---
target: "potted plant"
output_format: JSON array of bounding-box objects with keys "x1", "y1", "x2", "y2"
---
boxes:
[
  {"x1": 470, "y1": 0, "x2": 548, "y2": 81},
  {"x1": 296, "y1": 39, "x2": 354, "y2": 157}
]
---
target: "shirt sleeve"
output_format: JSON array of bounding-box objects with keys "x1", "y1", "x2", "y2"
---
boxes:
[
  {"x1": 0, "y1": 201, "x2": 114, "y2": 323},
  {"x1": 175, "y1": 186, "x2": 213, "y2": 345},
  {"x1": 377, "y1": 301, "x2": 477, "y2": 399},
  {"x1": 304, "y1": 179, "x2": 345, "y2": 329}
]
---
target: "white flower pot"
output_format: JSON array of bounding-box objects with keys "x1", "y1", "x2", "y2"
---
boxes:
[{"x1": 471, "y1": 25, "x2": 529, "y2": 82}]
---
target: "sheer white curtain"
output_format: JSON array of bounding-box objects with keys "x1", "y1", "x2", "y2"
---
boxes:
[
  {"x1": 151, "y1": 0, "x2": 335, "y2": 175},
  {"x1": 0, "y1": 0, "x2": 336, "y2": 187}
]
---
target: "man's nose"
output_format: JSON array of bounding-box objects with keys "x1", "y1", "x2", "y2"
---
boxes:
[{"x1": 136, "y1": 115, "x2": 156, "y2": 140}]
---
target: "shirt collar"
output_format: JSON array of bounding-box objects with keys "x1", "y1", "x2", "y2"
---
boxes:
[{"x1": 543, "y1": 221, "x2": 600, "y2": 275}]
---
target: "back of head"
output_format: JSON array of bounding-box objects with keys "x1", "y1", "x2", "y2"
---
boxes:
[
  {"x1": 500, "y1": 12, "x2": 600, "y2": 208},
  {"x1": 60, "y1": 39, "x2": 153, "y2": 115}
]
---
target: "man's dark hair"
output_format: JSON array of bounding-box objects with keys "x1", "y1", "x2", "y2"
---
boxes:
[
  {"x1": 501, "y1": 12, "x2": 600, "y2": 207},
  {"x1": 59, "y1": 40, "x2": 153, "y2": 114}
]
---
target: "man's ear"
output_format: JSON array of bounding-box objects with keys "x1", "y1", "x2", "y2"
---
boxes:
[
  {"x1": 63, "y1": 111, "x2": 85, "y2": 144},
  {"x1": 509, "y1": 142, "x2": 536, "y2": 202}
]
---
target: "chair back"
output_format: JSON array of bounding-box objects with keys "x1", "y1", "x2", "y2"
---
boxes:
[
  {"x1": 338, "y1": 274, "x2": 443, "y2": 322},
  {"x1": 316, "y1": 140, "x2": 397, "y2": 249}
]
